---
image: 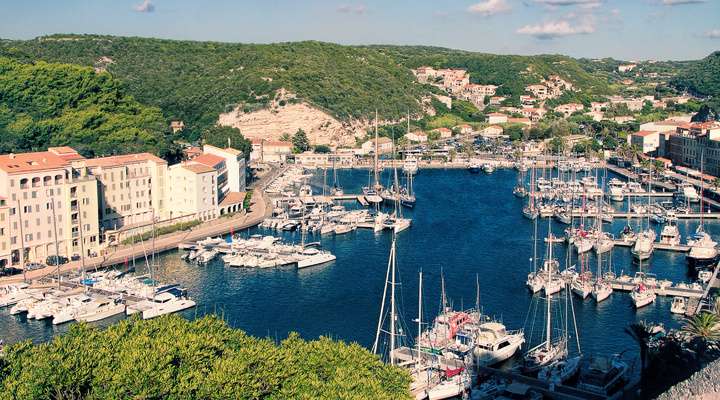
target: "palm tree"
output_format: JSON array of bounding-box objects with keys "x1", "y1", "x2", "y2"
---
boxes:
[
  {"x1": 682, "y1": 312, "x2": 720, "y2": 362},
  {"x1": 626, "y1": 321, "x2": 652, "y2": 393}
]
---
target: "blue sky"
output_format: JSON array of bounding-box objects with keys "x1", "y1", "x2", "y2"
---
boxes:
[{"x1": 1, "y1": 0, "x2": 718, "y2": 60}]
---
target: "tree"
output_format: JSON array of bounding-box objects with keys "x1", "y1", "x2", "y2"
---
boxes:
[
  {"x1": 202, "y1": 126, "x2": 252, "y2": 160},
  {"x1": 280, "y1": 132, "x2": 291, "y2": 142},
  {"x1": 548, "y1": 137, "x2": 566, "y2": 155},
  {"x1": 314, "y1": 144, "x2": 331, "y2": 153},
  {"x1": 682, "y1": 312, "x2": 720, "y2": 362},
  {"x1": 506, "y1": 125, "x2": 524, "y2": 141},
  {"x1": 292, "y1": 129, "x2": 310, "y2": 153}
]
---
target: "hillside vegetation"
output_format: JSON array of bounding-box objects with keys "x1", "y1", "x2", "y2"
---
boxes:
[
  {"x1": 0, "y1": 57, "x2": 173, "y2": 157},
  {"x1": 0, "y1": 35, "x2": 426, "y2": 136},
  {"x1": 0, "y1": 315, "x2": 411, "y2": 400},
  {"x1": 671, "y1": 51, "x2": 720, "y2": 98},
  {"x1": 372, "y1": 45, "x2": 616, "y2": 98}
]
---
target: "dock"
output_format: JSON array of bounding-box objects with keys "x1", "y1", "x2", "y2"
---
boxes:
[
  {"x1": 605, "y1": 279, "x2": 704, "y2": 298},
  {"x1": 476, "y1": 366, "x2": 621, "y2": 400},
  {"x1": 611, "y1": 240, "x2": 690, "y2": 252}
]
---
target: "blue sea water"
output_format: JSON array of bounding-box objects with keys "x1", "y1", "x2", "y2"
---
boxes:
[{"x1": 2, "y1": 168, "x2": 717, "y2": 368}]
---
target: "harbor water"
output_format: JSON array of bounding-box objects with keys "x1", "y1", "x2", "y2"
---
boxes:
[{"x1": 2, "y1": 168, "x2": 716, "y2": 369}]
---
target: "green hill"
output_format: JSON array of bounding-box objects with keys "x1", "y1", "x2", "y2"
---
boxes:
[
  {"x1": 371, "y1": 45, "x2": 616, "y2": 99},
  {"x1": 0, "y1": 35, "x2": 426, "y2": 136},
  {"x1": 671, "y1": 51, "x2": 720, "y2": 98},
  {"x1": 0, "y1": 56, "x2": 173, "y2": 158}
]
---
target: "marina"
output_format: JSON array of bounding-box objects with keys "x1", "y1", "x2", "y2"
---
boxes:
[{"x1": 1, "y1": 166, "x2": 718, "y2": 397}]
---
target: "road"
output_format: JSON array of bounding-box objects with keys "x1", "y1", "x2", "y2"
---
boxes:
[{"x1": 0, "y1": 164, "x2": 284, "y2": 285}]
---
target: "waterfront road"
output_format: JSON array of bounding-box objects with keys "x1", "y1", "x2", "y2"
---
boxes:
[{"x1": 0, "y1": 165, "x2": 284, "y2": 285}]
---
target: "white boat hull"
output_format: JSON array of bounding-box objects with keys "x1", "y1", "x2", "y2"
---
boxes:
[
  {"x1": 142, "y1": 299, "x2": 196, "y2": 320},
  {"x1": 77, "y1": 303, "x2": 126, "y2": 322}
]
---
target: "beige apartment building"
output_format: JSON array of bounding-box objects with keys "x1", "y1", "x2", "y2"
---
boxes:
[
  {"x1": 84, "y1": 153, "x2": 168, "y2": 243},
  {"x1": 167, "y1": 163, "x2": 218, "y2": 222},
  {"x1": 0, "y1": 148, "x2": 100, "y2": 267}
]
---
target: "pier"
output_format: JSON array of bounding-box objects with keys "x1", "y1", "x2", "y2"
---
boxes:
[{"x1": 476, "y1": 366, "x2": 630, "y2": 400}]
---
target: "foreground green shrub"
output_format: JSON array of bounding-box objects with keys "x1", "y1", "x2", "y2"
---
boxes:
[{"x1": 0, "y1": 316, "x2": 411, "y2": 400}]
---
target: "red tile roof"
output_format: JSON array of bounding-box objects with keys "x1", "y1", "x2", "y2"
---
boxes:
[
  {"x1": 182, "y1": 164, "x2": 216, "y2": 174},
  {"x1": 191, "y1": 153, "x2": 225, "y2": 168},
  {"x1": 84, "y1": 153, "x2": 166, "y2": 168},
  {"x1": 0, "y1": 151, "x2": 70, "y2": 174},
  {"x1": 220, "y1": 191, "x2": 246, "y2": 206},
  {"x1": 633, "y1": 130, "x2": 658, "y2": 137}
]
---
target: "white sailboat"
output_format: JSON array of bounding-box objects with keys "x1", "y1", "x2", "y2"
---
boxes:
[
  {"x1": 630, "y1": 257, "x2": 656, "y2": 309},
  {"x1": 523, "y1": 162, "x2": 539, "y2": 220},
  {"x1": 592, "y1": 210, "x2": 613, "y2": 303},
  {"x1": 75, "y1": 297, "x2": 126, "y2": 322}
]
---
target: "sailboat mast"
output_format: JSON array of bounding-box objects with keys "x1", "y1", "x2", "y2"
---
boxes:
[
  {"x1": 374, "y1": 110, "x2": 379, "y2": 189},
  {"x1": 475, "y1": 274, "x2": 480, "y2": 312},
  {"x1": 417, "y1": 270, "x2": 423, "y2": 357},
  {"x1": 441, "y1": 271, "x2": 447, "y2": 312},
  {"x1": 546, "y1": 219, "x2": 553, "y2": 351},
  {"x1": 390, "y1": 235, "x2": 397, "y2": 365}
]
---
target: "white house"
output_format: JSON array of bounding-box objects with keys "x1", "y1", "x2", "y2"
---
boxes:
[
  {"x1": 481, "y1": 125, "x2": 504, "y2": 138},
  {"x1": 487, "y1": 113, "x2": 508, "y2": 124},
  {"x1": 406, "y1": 131, "x2": 428, "y2": 143},
  {"x1": 360, "y1": 136, "x2": 393, "y2": 154}
]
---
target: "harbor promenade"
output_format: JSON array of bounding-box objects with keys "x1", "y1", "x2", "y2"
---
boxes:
[{"x1": 0, "y1": 166, "x2": 284, "y2": 285}]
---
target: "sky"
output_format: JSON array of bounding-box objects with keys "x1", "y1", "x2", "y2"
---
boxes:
[{"x1": 1, "y1": 0, "x2": 719, "y2": 61}]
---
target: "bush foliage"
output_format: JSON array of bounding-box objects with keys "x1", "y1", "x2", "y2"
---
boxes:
[{"x1": 0, "y1": 315, "x2": 411, "y2": 400}]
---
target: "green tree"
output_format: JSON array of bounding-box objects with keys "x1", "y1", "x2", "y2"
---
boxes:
[
  {"x1": 202, "y1": 125, "x2": 251, "y2": 159},
  {"x1": 314, "y1": 144, "x2": 331, "y2": 153},
  {"x1": 548, "y1": 137, "x2": 566, "y2": 154},
  {"x1": 506, "y1": 125, "x2": 524, "y2": 141},
  {"x1": 292, "y1": 129, "x2": 310, "y2": 153},
  {"x1": 682, "y1": 312, "x2": 720, "y2": 362}
]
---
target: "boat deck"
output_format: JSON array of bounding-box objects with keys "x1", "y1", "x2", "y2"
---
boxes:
[{"x1": 605, "y1": 280, "x2": 704, "y2": 298}]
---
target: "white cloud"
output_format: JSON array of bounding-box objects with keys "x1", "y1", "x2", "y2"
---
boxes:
[
  {"x1": 467, "y1": 0, "x2": 511, "y2": 16},
  {"x1": 517, "y1": 17, "x2": 595, "y2": 39},
  {"x1": 660, "y1": 0, "x2": 705, "y2": 5},
  {"x1": 133, "y1": 0, "x2": 155, "y2": 13},
  {"x1": 337, "y1": 4, "x2": 367, "y2": 15},
  {"x1": 531, "y1": 0, "x2": 602, "y2": 6},
  {"x1": 703, "y1": 29, "x2": 720, "y2": 38}
]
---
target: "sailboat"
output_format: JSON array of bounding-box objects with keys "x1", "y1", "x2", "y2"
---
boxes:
[
  {"x1": 571, "y1": 255, "x2": 593, "y2": 299},
  {"x1": 383, "y1": 134, "x2": 412, "y2": 233},
  {"x1": 687, "y1": 151, "x2": 718, "y2": 268},
  {"x1": 523, "y1": 247, "x2": 580, "y2": 377},
  {"x1": 542, "y1": 221, "x2": 565, "y2": 296},
  {"x1": 373, "y1": 237, "x2": 469, "y2": 400},
  {"x1": 523, "y1": 162, "x2": 539, "y2": 220},
  {"x1": 527, "y1": 215, "x2": 544, "y2": 293},
  {"x1": 630, "y1": 256, "x2": 656, "y2": 309},
  {"x1": 632, "y1": 175, "x2": 655, "y2": 261},
  {"x1": 363, "y1": 111, "x2": 384, "y2": 204},
  {"x1": 513, "y1": 167, "x2": 528, "y2": 198},
  {"x1": 330, "y1": 156, "x2": 343, "y2": 196},
  {"x1": 592, "y1": 206, "x2": 613, "y2": 303}
]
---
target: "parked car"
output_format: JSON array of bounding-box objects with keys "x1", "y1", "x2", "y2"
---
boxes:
[
  {"x1": 25, "y1": 262, "x2": 45, "y2": 271},
  {"x1": 46, "y1": 255, "x2": 69, "y2": 266}
]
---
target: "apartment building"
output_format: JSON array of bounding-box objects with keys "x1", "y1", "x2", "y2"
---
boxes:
[
  {"x1": 167, "y1": 163, "x2": 218, "y2": 222},
  {"x1": 202, "y1": 145, "x2": 246, "y2": 193},
  {"x1": 0, "y1": 148, "x2": 100, "y2": 267},
  {"x1": 84, "y1": 153, "x2": 168, "y2": 238},
  {"x1": 250, "y1": 139, "x2": 293, "y2": 163},
  {"x1": 667, "y1": 122, "x2": 720, "y2": 177}
]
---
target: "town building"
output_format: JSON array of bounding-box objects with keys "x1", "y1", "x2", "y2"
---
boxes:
[
  {"x1": 480, "y1": 125, "x2": 504, "y2": 138},
  {"x1": 629, "y1": 131, "x2": 661, "y2": 154},
  {"x1": 406, "y1": 131, "x2": 428, "y2": 143},
  {"x1": 167, "y1": 163, "x2": 218, "y2": 223},
  {"x1": 667, "y1": 122, "x2": 720, "y2": 176},
  {"x1": 0, "y1": 148, "x2": 101, "y2": 267},
  {"x1": 507, "y1": 117, "x2": 532, "y2": 127},
  {"x1": 360, "y1": 137, "x2": 394, "y2": 155},
  {"x1": 618, "y1": 64, "x2": 637, "y2": 73},
  {"x1": 487, "y1": 113, "x2": 508, "y2": 125},
  {"x1": 554, "y1": 103, "x2": 584, "y2": 117},
  {"x1": 84, "y1": 153, "x2": 168, "y2": 239},
  {"x1": 452, "y1": 125, "x2": 472, "y2": 135},
  {"x1": 250, "y1": 139, "x2": 293, "y2": 163},
  {"x1": 293, "y1": 151, "x2": 356, "y2": 167},
  {"x1": 201, "y1": 145, "x2": 247, "y2": 194}
]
